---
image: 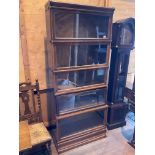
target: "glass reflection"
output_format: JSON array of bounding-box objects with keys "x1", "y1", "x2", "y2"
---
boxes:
[
  {"x1": 59, "y1": 110, "x2": 104, "y2": 137},
  {"x1": 56, "y1": 44, "x2": 107, "y2": 67},
  {"x1": 56, "y1": 89, "x2": 106, "y2": 113},
  {"x1": 54, "y1": 11, "x2": 109, "y2": 38},
  {"x1": 56, "y1": 69, "x2": 105, "y2": 90}
]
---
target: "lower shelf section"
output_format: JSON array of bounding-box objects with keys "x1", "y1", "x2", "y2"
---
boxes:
[
  {"x1": 52, "y1": 125, "x2": 107, "y2": 154},
  {"x1": 52, "y1": 107, "x2": 108, "y2": 154},
  {"x1": 60, "y1": 111, "x2": 104, "y2": 138}
]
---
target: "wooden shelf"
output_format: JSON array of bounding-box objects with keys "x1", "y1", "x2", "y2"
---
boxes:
[
  {"x1": 52, "y1": 38, "x2": 112, "y2": 44},
  {"x1": 55, "y1": 83, "x2": 108, "y2": 96},
  {"x1": 57, "y1": 104, "x2": 108, "y2": 120},
  {"x1": 53, "y1": 64, "x2": 109, "y2": 73}
]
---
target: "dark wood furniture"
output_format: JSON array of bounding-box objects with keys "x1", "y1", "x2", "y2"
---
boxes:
[
  {"x1": 107, "y1": 18, "x2": 135, "y2": 130},
  {"x1": 19, "y1": 80, "x2": 52, "y2": 155},
  {"x1": 46, "y1": 1, "x2": 114, "y2": 153}
]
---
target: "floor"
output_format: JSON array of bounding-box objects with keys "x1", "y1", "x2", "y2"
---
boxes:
[{"x1": 51, "y1": 112, "x2": 135, "y2": 155}]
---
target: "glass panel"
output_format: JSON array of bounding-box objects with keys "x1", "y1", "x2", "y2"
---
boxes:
[
  {"x1": 126, "y1": 50, "x2": 135, "y2": 89},
  {"x1": 59, "y1": 110, "x2": 104, "y2": 138},
  {"x1": 54, "y1": 11, "x2": 75, "y2": 38},
  {"x1": 79, "y1": 13, "x2": 109, "y2": 38},
  {"x1": 56, "y1": 68, "x2": 106, "y2": 90},
  {"x1": 120, "y1": 25, "x2": 133, "y2": 45},
  {"x1": 56, "y1": 88, "x2": 107, "y2": 114},
  {"x1": 115, "y1": 75, "x2": 126, "y2": 101},
  {"x1": 56, "y1": 44, "x2": 107, "y2": 67},
  {"x1": 54, "y1": 11, "x2": 109, "y2": 38},
  {"x1": 115, "y1": 53, "x2": 130, "y2": 101}
]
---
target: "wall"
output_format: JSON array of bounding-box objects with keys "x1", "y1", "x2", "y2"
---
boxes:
[
  {"x1": 19, "y1": 40, "x2": 25, "y2": 82},
  {"x1": 19, "y1": 0, "x2": 135, "y2": 126},
  {"x1": 111, "y1": 0, "x2": 135, "y2": 21}
]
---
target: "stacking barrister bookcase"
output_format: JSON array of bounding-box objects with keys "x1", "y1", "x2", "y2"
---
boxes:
[{"x1": 46, "y1": 1, "x2": 115, "y2": 153}]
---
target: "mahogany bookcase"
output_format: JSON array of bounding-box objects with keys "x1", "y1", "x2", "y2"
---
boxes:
[{"x1": 46, "y1": 1, "x2": 115, "y2": 153}]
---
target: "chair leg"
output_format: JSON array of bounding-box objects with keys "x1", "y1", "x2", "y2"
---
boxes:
[{"x1": 46, "y1": 141, "x2": 52, "y2": 155}]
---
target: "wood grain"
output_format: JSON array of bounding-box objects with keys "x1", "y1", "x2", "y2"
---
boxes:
[
  {"x1": 19, "y1": 41, "x2": 26, "y2": 82},
  {"x1": 19, "y1": 121, "x2": 32, "y2": 152},
  {"x1": 20, "y1": 0, "x2": 31, "y2": 82}
]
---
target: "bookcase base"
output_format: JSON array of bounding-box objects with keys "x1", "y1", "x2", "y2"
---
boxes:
[{"x1": 52, "y1": 126, "x2": 107, "y2": 154}]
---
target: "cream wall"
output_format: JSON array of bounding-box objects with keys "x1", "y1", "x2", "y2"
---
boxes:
[
  {"x1": 19, "y1": 40, "x2": 25, "y2": 82},
  {"x1": 111, "y1": 0, "x2": 135, "y2": 21}
]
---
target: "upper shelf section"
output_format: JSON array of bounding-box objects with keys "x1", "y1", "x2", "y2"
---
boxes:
[
  {"x1": 50, "y1": 0, "x2": 110, "y2": 8},
  {"x1": 48, "y1": 1, "x2": 115, "y2": 14},
  {"x1": 46, "y1": 1, "x2": 115, "y2": 41},
  {"x1": 54, "y1": 11, "x2": 109, "y2": 39}
]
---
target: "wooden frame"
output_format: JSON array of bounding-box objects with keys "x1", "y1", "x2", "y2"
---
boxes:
[
  {"x1": 48, "y1": 2, "x2": 114, "y2": 15},
  {"x1": 46, "y1": 1, "x2": 114, "y2": 153},
  {"x1": 112, "y1": 18, "x2": 135, "y2": 49},
  {"x1": 52, "y1": 43, "x2": 111, "y2": 71},
  {"x1": 52, "y1": 14, "x2": 112, "y2": 40},
  {"x1": 55, "y1": 88, "x2": 108, "y2": 115},
  {"x1": 108, "y1": 18, "x2": 135, "y2": 103}
]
